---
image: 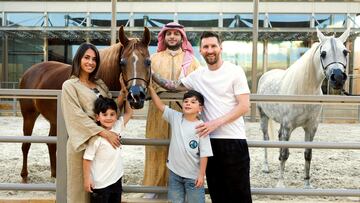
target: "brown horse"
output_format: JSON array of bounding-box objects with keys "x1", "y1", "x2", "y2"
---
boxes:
[{"x1": 19, "y1": 26, "x2": 151, "y2": 183}]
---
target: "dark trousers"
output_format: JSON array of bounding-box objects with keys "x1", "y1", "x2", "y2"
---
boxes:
[
  {"x1": 90, "y1": 177, "x2": 122, "y2": 203},
  {"x1": 206, "y1": 139, "x2": 252, "y2": 203}
]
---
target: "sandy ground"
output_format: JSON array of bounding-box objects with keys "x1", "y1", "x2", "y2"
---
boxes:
[{"x1": 0, "y1": 116, "x2": 359, "y2": 202}]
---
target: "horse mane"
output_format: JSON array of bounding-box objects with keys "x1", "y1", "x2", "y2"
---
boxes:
[
  {"x1": 98, "y1": 43, "x2": 123, "y2": 91},
  {"x1": 281, "y1": 42, "x2": 322, "y2": 94}
]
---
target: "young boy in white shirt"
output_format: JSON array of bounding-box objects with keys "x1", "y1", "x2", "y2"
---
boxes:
[
  {"x1": 83, "y1": 95, "x2": 133, "y2": 203},
  {"x1": 148, "y1": 85, "x2": 213, "y2": 203}
]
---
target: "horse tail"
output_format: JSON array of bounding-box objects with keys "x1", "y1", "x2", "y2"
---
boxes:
[{"x1": 268, "y1": 119, "x2": 276, "y2": 141}]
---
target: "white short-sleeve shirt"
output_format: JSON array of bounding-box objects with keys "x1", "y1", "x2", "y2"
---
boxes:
[
  {"x1": 163, "y1": 106, "x2": 213, "y2": 179},
  {"x1": 83, "y1": 118, "x2": 125, "y2": 189},
  {"x1": 181, "y1": 61, "x2": 250, "y2": 139}
]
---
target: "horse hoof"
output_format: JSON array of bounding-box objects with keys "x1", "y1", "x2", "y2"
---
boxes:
[
  {"x1": 304, "y1": 185, "x2": 314, "y2": 189},
  {"x1": 21, "y1": 178, "x2": 28, "y2": 183},
  {"x1": 304, "y1": 181, "x2": 314, "y2": 189},
  {"x1": 262, "y1": 166, "x2": 270, "y2": 173}
]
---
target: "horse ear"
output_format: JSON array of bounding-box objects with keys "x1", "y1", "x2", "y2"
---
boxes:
[
  {"x1": 141, "y1": 27, "x2": 151, "y2": 46},
  {"x1": 338, "y1": 28, "x2": 350, "y2": 43},
  {"x1": 316, "y1": 28, "x2": 326, "y2": 43},
  {"x1": 119, "y1": 25, "x2": 129, "y2": 46}
]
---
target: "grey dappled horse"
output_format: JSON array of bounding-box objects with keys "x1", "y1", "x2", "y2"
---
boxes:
[{"x1": 257, "y1": 29, "x2": 350, "y2": 188}]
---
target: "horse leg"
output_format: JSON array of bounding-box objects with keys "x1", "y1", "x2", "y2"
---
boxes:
[
  {"x1": 258, "y1": 106, "x2": 270, "y2": 173},
  {"x1": 20, "y1": 100, "x2": 40, "y2": 183},
  {"x1": 277, "y1": 124, "x2": 292, "y2": 188},
  {"x1": 303, "y1": 125, "x2": 317, "y2": 189},
  {"x1": 48, "y1": 123, "x2": 57, "y2": 178}
]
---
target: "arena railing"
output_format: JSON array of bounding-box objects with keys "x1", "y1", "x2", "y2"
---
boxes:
[
  {"x1": 0, "y1": 82, "x2": 19, "y2": 116},
  {"x1": 0, "y1": 89, "x2": 66, "y2": 203},
  {"x1": 0, "y1": 89, "x2": 360, "y2": 203}
]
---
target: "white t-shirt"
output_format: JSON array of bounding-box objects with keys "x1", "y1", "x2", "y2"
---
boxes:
[
  {"x1": 163, "y1": 106, "x2": 213, "y2": 180},
  {"x1": 181, "y1": 61, "x2": 250, "y2": 139},
  {"x1": 83, "y1": 117, "x2": 125, "y2": 189}
]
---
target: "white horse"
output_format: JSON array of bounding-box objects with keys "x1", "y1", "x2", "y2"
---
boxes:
[{"x1": 257, "y1": 29, "x2": 350, "y2": 188}]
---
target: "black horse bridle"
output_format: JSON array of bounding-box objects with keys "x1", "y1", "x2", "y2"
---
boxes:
[
  {"x1": 317, "y1": 40, "x2": 349, "y2": 95},
  {"x1": 318, "y1": 40, "x2": 348, "y2": 79}
]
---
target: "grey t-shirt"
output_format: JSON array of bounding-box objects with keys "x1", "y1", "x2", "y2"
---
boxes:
[{"x1": 163, "y1": 106, "x2": 213, "y2": 179}]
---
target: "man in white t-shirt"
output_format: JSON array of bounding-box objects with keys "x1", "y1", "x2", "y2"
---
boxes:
[{"x1": 152, "y1": 31, "x2": 252, "y2": 203}]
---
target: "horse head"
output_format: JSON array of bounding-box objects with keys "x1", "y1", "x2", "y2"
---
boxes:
[
  {"x1": 316, "y1": 28, "x2": 350, "y2": 90},
  {"x1": 119, "y1": 26, "x2": 151, "y2": 109}
]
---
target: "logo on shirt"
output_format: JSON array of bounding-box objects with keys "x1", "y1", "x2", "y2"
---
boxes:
[{"x1": 189, "y1": 140, "x2": 198, "y2": 149}]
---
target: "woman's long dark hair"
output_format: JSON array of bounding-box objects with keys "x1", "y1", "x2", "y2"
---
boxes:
[{"x1": 70, "y1": 42, "x2": 100, "y2": 82}]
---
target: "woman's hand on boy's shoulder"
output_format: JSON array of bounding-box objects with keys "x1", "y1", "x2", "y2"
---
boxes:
[{"x1": 99, "y1": 130, "x2": 121, "y2": 148}]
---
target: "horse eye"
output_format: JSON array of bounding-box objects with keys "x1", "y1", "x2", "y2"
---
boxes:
[
  {"x1": 120, "y1": 58, "x2": 126, "y2": 66},
  {"x1": 144, "y1": 58, "x2": 151, "y2": 67},
  {"x1": 320, "y1": 51, "x2": 326, "y2": 58},
  {"x1": 343, "y1": 50, "x2": 349, "y2": 56}
]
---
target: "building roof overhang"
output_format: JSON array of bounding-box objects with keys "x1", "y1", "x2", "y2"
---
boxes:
[{"x1": 0, "y1": 27, "x2": 358, "y2": 42}]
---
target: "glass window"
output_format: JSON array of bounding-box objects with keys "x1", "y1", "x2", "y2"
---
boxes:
[
  {"x1": 90, "y1": 12, "x2": 130, "y2": 27},
  {"x1": 268, "y1": 14, "x2": 311, "y2": 28},
  {"x1": 6, "y1": 13, "x2": 45, "y2": 27},
  {"x1": 133, "y1": 13, "x2": 174, "y2": 27},
  {"x1": 221, "y1": 41, "x2": 263, "y2": 74},
  {"x1": 48, "y1": 12, "x2": 87, "y2": 27},
  {"x1": 315, "y1": 14, "x2": 346, "y2": 28},
  {"x1": 221, "y1": 40, "x2": 309, "y2": 87},
  {"x1": 0, "y1": 38, "x2": 3, "y2": 83},
  {"x1": 178, "y1": 13, "x2": 219, "y2": 27},
  {"x1": 355, "y1": 14, "x2": 360, "y2": 28},
  {"x1": 223, "y1": 13, "x2": 265, "y2": 28},
  {"x1": 351, "y1": 14, "x2": 360, "y2": 28},
  {"x1": 267, "y1": 41, "x2": 309, "y2": 69},
  {"x1": 48, "y1": 39, "x2": 87, "y2": 63},
  {"x1": 48, "y1": 44, "x2": 73, "y2": 64},
  {"x1": 8, "y1": 37, "x2": 43, "y2": 82}
]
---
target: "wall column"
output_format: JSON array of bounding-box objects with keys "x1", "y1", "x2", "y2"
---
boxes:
[
  {"x1": 43, "y1": 12, "x2": 48, "y2": 62},
  {"x1": 250, "y1": 0, "x2": 259, "y2": 122},
  {"x1": 111, "y1": 0, "x2": 117, "y2": 45}
]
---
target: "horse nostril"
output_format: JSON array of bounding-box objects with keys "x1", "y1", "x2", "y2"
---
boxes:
[
  {"x1": 330, "y1": 69, "x2": 347, "y2": 82},
  {"x1": 330, "y1": 74, "x2": 335, "y2": 81}
]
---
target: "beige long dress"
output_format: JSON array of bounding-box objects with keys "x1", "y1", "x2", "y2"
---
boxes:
[
  {"x1": 61, "y1": 76, "x2": 111, "y2": 203},
  {"x1": 143, "y1": 49, "x2": 200, "y2": 187}
]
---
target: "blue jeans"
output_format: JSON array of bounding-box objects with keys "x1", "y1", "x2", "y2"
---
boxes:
[{"x1": 168, "y1": 170, "x2": 205, "y2": 203}]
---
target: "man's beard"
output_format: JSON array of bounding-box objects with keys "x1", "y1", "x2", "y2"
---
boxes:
[
  {"x1": 165, "y1": 41, "x2": 182, "y2": 51},
  {"x1": 204, "y1": 54, "x2": 218, "y2": 65}
]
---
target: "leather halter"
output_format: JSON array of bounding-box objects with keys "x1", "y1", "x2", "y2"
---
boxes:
[{"x1": 317, "y1": 40, "x2": 347, "y2": 80}]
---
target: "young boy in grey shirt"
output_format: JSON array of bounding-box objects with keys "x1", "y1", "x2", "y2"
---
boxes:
[{"x1": 148, "y1": 85, "x2": 213, "y2": 203}]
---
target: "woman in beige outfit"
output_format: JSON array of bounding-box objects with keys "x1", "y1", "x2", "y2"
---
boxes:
[{"x1": 61, "y1": 43, "x2": 121, "y2": 203}]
